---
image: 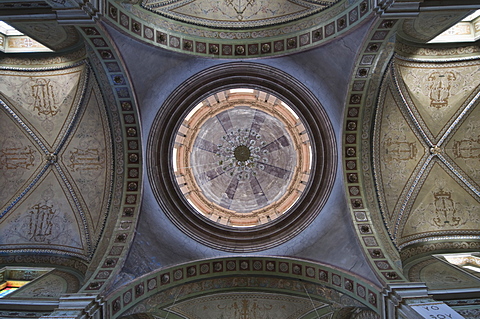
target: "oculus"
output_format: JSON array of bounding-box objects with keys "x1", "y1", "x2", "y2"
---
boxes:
[
  {"x1": 148, "y1": 62, "x2": 336, "y2": 251},
  {"x1": 174, "y1": 89, "x2": 310, "y2": 227}
]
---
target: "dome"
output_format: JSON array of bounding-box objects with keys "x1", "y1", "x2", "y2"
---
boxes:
[
  {"x1": 174, "y1": 88, "x2": 310, "y2": 227},
  {"x1": 147, "y1": 62, "x2": 336, "y2": 251}
]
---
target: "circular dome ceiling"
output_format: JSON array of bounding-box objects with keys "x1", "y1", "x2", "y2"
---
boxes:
[
  {"x1": 142, "y1": 0, "x2": 341, "y2": 29},
  {"x1": 148, "y1": 62, "x2": 336, "y2": 251},
  {"x1": 174, "y1": 89, "x2": 310, "y2": 227},
  {"x1": 105, "y1": 0, "x2": 371, "y2": 58}
]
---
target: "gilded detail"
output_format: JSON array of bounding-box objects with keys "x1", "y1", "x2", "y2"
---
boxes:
[
  {"x1": 427, "y1": 71, "x2": 456, "y2": 109},
  {"x1": 68, "y1": 148, "x2": 104, "y2": 171},
  {"x1": 31, "y1": 78, "x2": 59, "y2": 117},
  {"x1": 0, "y1": 145, "x2": 35, "y2": 170},
  {"x1": 433, "y1": 190, "x2": 461, "y2": 227},
  {"x1": 28, "y1": 203, "x2": 55, "y2": 242}
]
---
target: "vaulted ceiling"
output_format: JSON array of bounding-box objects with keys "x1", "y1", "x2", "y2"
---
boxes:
[
  {"x1": 0, "y1": 0, "x2": 480, "y2": 318},
  {"x1": 374, "y1": 56, "x2": 480, "y2": 253},
  {"x1": 0, "y1": 62, "x2": 114, "y2": 260}
]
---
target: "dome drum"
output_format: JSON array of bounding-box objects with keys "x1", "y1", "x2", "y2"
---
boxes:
[{"x1": 148, "y1": 62, "x2": 337, "y2": 252}]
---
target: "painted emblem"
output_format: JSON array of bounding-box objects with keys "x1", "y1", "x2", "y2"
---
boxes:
[
  {"x1": 427, "y1": 71, "x2": 456, "y2": 109},
  {"x1": 224, "y1": 0, "x2": 255, "y2": 20},
  {"x1": 433, "y1": 190, "x2": 461, "y2": 227},
  {"x1": 453, "y1": 137, "x2": 480, "y2": 159},
  {"x1": 28, "y1": 203, "x2": 56, "y2": 242},
  {"x1": 31, "y1": 78, "x2": 59, "y2": 116},
  {"x1": 68, "y1": 148, "x2": 104, "y2": 171},
  {"x1": 384, "y1": 138, "x2": 417, "y2": 162},
  {"x1": 0, "y1": 145, "x2": 35, "y2": 170}
]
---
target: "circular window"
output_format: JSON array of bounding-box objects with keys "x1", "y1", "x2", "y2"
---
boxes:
[
  {"x1": 148, "y1": 62, "x2": 336, "y2": 252},
  {"x1": 174, "y1": 89, "x2": 311, "y2": 227}
]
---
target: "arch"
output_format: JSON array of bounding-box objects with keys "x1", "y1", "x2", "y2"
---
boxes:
[{"x1": 106, "y1": 257, "x2": 381, "y2": 318}]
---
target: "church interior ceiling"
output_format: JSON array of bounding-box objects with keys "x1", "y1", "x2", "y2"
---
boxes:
[
  {"x1": 142, "y1": 0, "x2": 341, "y2": 29},
  {"x1": 106, "y1": 0, "x2": 371, "y2": 58},
  {"x1": 109, "y1": 257, "x2": 381, "y2": 319},
  {"x1": 0, "y1": 0, "x2": 480, "y2": 318},
  {"x1": 0, "y1": 62, "x2": 114, "y2": 260},
  {"x1": 373, "y1": 54, "x2": 480, "y2": 255}
]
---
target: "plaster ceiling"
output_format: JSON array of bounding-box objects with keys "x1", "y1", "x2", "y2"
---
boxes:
[
  {"x1": 105, "y1": 0, "x2": 369, "y2": 58},
  {"x1": 406, "y1": 256, "x2": 480, "y2": 291},
  {"x1": 0, "y1": 62, "x2": 113, "y2": 260},
  {"x1": 164, "y1": 292, "x2": 328, "y2": 319},
  {"x1": 142, "y1": 0, "x2": 340, "y2": 28},
  {"x1": 373, "y1": 55, "x2": 480, "y2": 252},
  {"x1": 175, "y1": 89, "x2": 310, "y2": 227}
]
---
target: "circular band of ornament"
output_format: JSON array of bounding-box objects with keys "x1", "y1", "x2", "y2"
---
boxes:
[
  {"x1": 148, "y1": 62, "x2": 337, "y2": 252},
  {"x1": 175, "y1": 89, "x2": 310, "y2": 227}
]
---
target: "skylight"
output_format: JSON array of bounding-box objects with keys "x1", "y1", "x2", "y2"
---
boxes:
[
  {"x1": 0, "y1": 21, "x2": 22, "y2": 36},
  {"x1": 0, "y1": 21, "x2": 52, "y2": 53},
  {"x1": 428, "y1": 10, "x2": 480, "y2": 43},
  {"x1": 441, "y1": 253, "x2": 480, "y2": 275}
]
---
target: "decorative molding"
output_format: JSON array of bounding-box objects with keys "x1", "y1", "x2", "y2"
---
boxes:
[
  {"x1": 147, "y1": 62, "x2": 337, "y2": 252},
  {"x1": 75, "y1": 24, "x2": 142, "y2": 293},
  {"x1": 343, "y1": 16, "x2": 406, "y2": 284},
  {"x1": 395, "y1": 42, "x2": 480, "y2": 61},
  {"x1": 105, "y1": 257, "x2": 382, "y2": 318},
  {"x1": 141, "y1": 0, "x2": 341, "y2": 29},
  {"x1": 103, "y1": 0, "x2": 372, "y2": 58}
]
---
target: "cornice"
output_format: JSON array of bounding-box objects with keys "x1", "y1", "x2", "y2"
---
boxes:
[{"x1": 103, "y1": 0, "x2": 372, "y2": 58}]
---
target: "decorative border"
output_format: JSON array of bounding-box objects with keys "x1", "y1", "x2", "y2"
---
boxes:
[
  {"x1": 105, "y1": 257, "x2": 382, "y2": 318},
  {"x1": 103, "y1": 0, "x2": 372, "y2": 58},
  {"x1": 401, "y1": 241, "x2": 480, "y2": 262},
  {"x1": 342, "y1": 17, "x2": 407, "y2": 284},
  {"x1": 0, "y1": 47, "x2": 87, "y2": 67},
  {"x1": 142, "y1": 0, "x2": 338, "y2": 29},
  {"x1": 72, "y1": 25, "x2": 143, "y2": 293}
]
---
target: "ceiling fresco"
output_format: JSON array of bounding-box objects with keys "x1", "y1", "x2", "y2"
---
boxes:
[
  {"x1": 142, "y1": 0, "x2": 340, "y2": 28},
  {"x1": 373, "y1": 56, "x2": 480, "y2": 252},
  {"x1": 105, "y1": 0, "x2": 370, "y2": 58},
  {"x1": 175, "y1": 89, "x2": 310, "y2": 227},
  {"x1": 188, "y1": 108, "x2": 297, "y2": 215},
  {"x1": 108, "y1": 257, "x2": 381, "y2": 318},
  {"x1": 164, "y1": 292, "x2": 327, "y2": 319},
  {"x1": 0, "y1": 62, "x2": 113, "y2": 260}
]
